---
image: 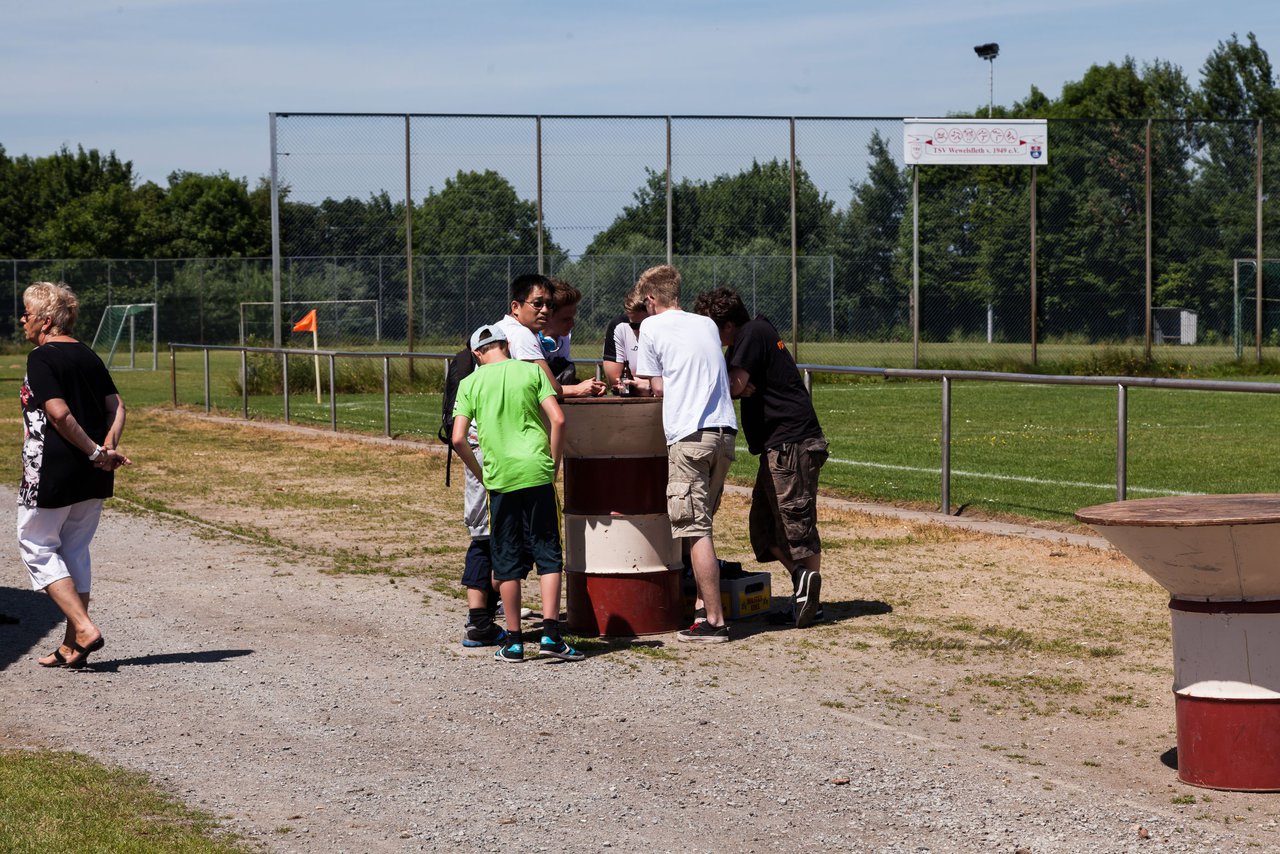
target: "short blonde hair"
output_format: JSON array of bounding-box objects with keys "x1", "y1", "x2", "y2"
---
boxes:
[
  {"x1": 23, "y1": 282, "x2": 80, "y2": 334},
  {"x1": 633, "y1": 264, "x2": 681, "y2": 308}
]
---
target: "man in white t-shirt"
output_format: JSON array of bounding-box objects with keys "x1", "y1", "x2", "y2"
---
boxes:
[{"x1": 634, "y1": 264, "x2": 737, "y2": 643}]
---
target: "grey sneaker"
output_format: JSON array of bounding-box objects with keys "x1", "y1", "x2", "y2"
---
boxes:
[
  {"x1": 463, "y1": 622, "x2": 508, "y2": 648},
  {"x1": 794, "y1": 570, "x2": 822, "y2": 629}
]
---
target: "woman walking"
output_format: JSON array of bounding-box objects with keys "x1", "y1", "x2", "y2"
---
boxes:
[{"x1": 17, "y1": 282, "x2": 130, "y2": 668}]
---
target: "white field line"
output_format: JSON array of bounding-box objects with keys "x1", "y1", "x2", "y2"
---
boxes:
[{"x1": 826, "y1": 456, "x2": 1198, "y2": 497}]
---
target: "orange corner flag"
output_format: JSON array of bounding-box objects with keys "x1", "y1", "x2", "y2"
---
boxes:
[{"x1": 292, "y1": 309, "x2": 317, "y2": 333}]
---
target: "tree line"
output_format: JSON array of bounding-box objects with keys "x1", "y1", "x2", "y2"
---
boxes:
[{"x1": 2, "y1": 33, "x2": 1277, "y2": 345}]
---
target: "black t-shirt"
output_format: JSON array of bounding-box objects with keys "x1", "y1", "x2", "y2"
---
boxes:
[
  {"x1": 20, "y1": 342, "x2": 119, "y2": 509},
  {"x1": 726, "y1": 315, "x2": 822, "y2": 455}
]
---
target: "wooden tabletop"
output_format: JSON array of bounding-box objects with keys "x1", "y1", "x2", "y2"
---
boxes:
[
  {"x1": 560, "y1": 396, "x2": 661, "y2": 406},
  {"x1": 1076, "y1": 494, "x2": 1280, "y2": 527}
]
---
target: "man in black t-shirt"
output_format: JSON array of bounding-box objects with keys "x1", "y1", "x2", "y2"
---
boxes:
[{"x1": 694, "y1": 287, "x2": 829, "y2": 628}]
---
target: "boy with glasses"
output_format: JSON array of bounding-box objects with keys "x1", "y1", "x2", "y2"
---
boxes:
[{"x1": 495, "y1": 274, "x2": 603, "y2": 399}]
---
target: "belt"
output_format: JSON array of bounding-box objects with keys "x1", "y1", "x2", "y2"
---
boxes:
[{"x1": 701, "y1": 426, "x2": 737, "y2": 435}]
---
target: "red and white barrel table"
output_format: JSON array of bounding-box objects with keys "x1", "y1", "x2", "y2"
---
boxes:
[
  {"x1": 1076, "y1": 494, "x2": 1280, "y2": 791},
  {"x1": 560, "y1": 397, "x2": 683, "y2": 636}
]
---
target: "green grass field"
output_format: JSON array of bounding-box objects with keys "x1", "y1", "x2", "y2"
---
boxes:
[{"x1": 94, "y1": 348, "x2": 1280, "y2": 524}]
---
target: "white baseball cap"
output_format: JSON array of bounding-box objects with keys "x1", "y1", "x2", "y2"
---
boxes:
[{"x1": 469, "y1": 324, "x2": 508, "y2": 351}]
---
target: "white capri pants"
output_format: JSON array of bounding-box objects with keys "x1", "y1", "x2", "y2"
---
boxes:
[{"x1": 17, "y1": 498, "x2": 104, "y2": 593}]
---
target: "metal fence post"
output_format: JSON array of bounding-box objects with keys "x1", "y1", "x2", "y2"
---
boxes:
[
  {"x1": 536, "y1": 116, "x2": 544, "y2": 275},
  {"x1": 329, "y1": 354, "x2": 337, "y2": 431},
  {"x1": 911, "y1": 165, "x2": 920, "y2": 369},
  {"x1": 383, "y1": 355, "x2": 391, "y2": 437},
  {"x1": 241, "y1": 348, "x2": 248, "y2": 419},
  {"x1": 282, "y1": 353, "x2": 290, "y2": 423},
  {"x1": 1117, "y1": 383, "x2": 1128, "y2": 501},
  {"x1": 405, "y1": 115, "x2": 415, "y2": 358},
  {"x1": 941, "y1": 376, "x2": 951, "y2": 513},
  {"x1": 169, "y1": 344, "x2": 177, "y2": 407},
  {"x1": 829, "y1": 255, "x2": 835, "y2": 337},
  {"x1": 1030, "y1": 166, "x2": 1038, "y2": 366},
  {"x1": 1144, "y1": 119, "x2": 1153, "y2": 360},
  {"x1": 1257, "y1": 118, "x2": 1265, "y2": 365},
  {"x1": 789, "y1": 117, "x2": 799, "y2": 358},
  {"x1": 666, "y1": 116, "x2": 673, "y2": 264},
  {"x1": 204, "y1": 349, "x2": 211, "y2": 413}
]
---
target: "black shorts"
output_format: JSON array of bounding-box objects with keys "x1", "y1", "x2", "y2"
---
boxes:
[
  {"x1": 489, "y1": 483, "x2": 563, "y2": 582},
  {"x1": 460, "y1": 538, "x2": 492, "y2": 590}
]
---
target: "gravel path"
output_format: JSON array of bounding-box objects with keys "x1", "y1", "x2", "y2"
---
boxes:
[{"x1": 0, "y1": 491, "x2": 1265, "y2": 853}]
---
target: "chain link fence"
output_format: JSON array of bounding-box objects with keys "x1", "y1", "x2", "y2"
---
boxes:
[{"x1": 4, "y1": 115, "x2": 1272, "y2": 368}]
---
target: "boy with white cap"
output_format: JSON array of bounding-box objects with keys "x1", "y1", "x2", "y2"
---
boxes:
[{"x1": 450, "y1": 323, "x2": 583, "y2": 663}]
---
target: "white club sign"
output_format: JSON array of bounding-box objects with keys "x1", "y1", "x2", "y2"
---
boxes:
[{"x1": 903, "y1": 119, "x2": 1048, "y2": 165}]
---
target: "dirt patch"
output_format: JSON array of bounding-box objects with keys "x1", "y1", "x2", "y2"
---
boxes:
[{"x1": 2, "y1": 412, "x2": 1278, "y2": 852}]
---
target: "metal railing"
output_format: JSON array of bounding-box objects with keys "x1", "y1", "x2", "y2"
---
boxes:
[
  {"x1": 798, "y1": 364, "x2": 1280, "y2": 511},
  {"x1": 171, "y1": 343, "x2": 452, "y2": 437},
  {"x1": 168, "y1": 342, "x2": 604, "y2": 438},
  {"x1": 169, "y1": 342, "x2": 1280, "y2": 513}
]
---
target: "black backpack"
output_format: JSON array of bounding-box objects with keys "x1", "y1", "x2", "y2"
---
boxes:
[{"x1": 438, "y1": 344, "x2": 477, "y2": 486}]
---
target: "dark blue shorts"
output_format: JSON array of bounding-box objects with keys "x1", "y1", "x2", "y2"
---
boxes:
[
  {"x1": 489, "y1": 483, "x2": 562, "y2": 582},
  {"x1": 461, "y1": 538, "x2": 492, "y2": 590}
]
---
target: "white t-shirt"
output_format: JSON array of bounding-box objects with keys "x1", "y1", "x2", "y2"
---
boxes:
[
  {"x1": 608, "y1": 318, "x2": 640, "y2": 373},
  {"x1": 495, "y1": 314, "x2": 545, "y2": 363},
  {"x1": 635, "y1": 309, "x2": 736, "y2": 445}
]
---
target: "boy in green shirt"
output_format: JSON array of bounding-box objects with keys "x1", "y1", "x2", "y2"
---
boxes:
[{"x1": 450, "y1": 324, "x2": 583, "y2": 663}]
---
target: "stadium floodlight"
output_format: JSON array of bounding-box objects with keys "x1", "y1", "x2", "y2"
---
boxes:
[{"x1": 974, "y1": 43, "x2": 1000, "y2": 117}]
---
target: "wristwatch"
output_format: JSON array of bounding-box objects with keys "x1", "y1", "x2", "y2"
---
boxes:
[{"x1": 89, "y1": 446, "x2": 104, "y2": 461}]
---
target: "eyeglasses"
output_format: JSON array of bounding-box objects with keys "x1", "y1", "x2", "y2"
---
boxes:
[{"x1": 521, "y1": 299, "x2": 556, "y2": 311}]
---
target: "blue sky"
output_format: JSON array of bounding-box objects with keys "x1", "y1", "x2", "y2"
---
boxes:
[{"x1": 4, "y1": 0, "x2": 1274, "y2": 187}]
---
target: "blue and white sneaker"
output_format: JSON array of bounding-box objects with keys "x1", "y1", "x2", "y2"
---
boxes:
[
  {"x1": 495, "y1": 642, "x2": 524, "y2": 663},
  {"x1": 538, "y1": 637, "x2": 585, "y2": 661}
]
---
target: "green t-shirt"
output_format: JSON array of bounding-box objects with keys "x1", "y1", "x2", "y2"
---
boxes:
[{"x1": 453, "y1": 358, "x2": 556, "y2": 493}]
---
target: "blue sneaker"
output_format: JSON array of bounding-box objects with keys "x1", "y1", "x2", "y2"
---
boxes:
[
  {"x1": 495, "y1": 642, "x2": 524, "y2": 663},
  {"x1": 539, "y1": 637, "x2": 585, "y2": 661}
]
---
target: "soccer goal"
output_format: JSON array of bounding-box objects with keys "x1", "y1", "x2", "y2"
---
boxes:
[
  {"x1": 91, "y1": 303, "x2": 158, "y2": 371},
  {"x1": 239, "y1": 299, "x2": 381, "y2": 346},
  {"x1": 1232, "y1": 258, "x2": 1280, "y2": 358}
]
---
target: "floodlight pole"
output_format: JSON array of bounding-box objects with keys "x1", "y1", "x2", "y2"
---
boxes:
[
  {"x1": 986, "y1": 58, "x2": 995, "y2": 117},
  {"x1": 974, "y1": 43, "x2": 999, "y2": 117}
]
